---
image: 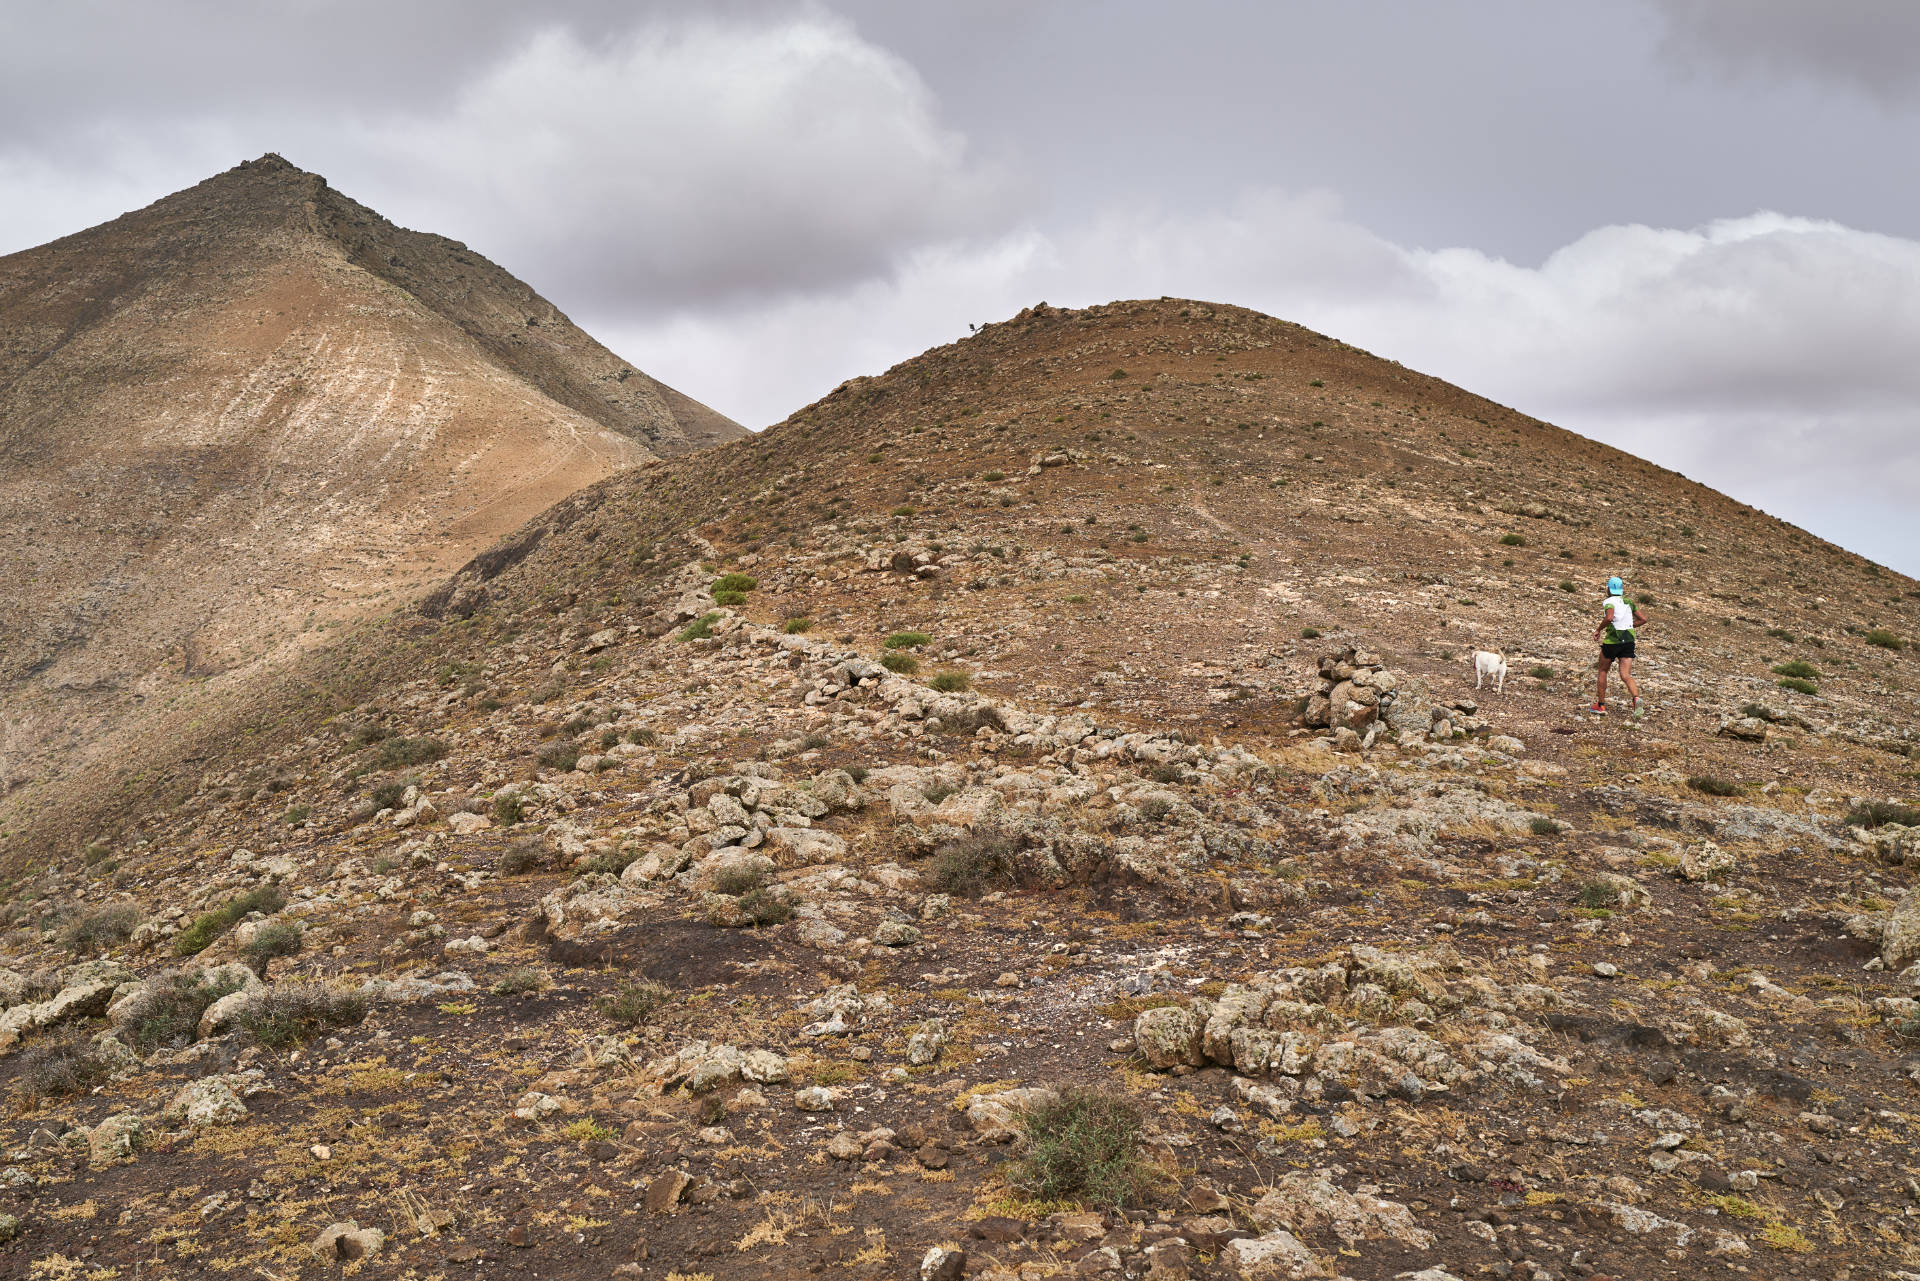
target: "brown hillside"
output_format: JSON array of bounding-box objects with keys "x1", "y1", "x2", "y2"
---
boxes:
[
  {"x1": 0, "y1": 155, "x2": 743, "y2": 823},
  {"x1": 4, "y1": 299, "x2": 1920, "y2": 1279}
]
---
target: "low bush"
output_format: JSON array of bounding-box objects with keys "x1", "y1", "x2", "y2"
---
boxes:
[
  {"x1": 890, "y1": 505, "x2": 917, "y2": 518},
  {"x1": 173, "y1": 886, "x2": 287, "y2": 957},
  {"x1": 1576, "y1": 880, "x2": 1621, "y2": 909},
  {"x1": 711, "y1": 864, "x2": 766, "y2": 897},
  {"x1": 598, "y1": 980, "x2": 672, "y2": 1026},
  {"x1": 493, "y1": 790, "x2": 528, "y2": 825},
  {"x1": 375, "y1": 737, "x2": 448, "y2": 769},
  {"x1": 1499, "y1": 533, "x2": 1527, "y2": 546},
  {"x1": 537, "y1": 742, "x2": 581, "y2": 773},
  {"x1": 493, "y1": 967, "x2": 549, "y2": 996},
  {"x1": 712, "y1": 573, "x2": 758, "y2": 595},
  {"x1": 1771, "y1": 660, "x2": 1820, "y2": 679},
  {"x1": 884, "y1": 631, "x2": 932, "y2": 650},
  {"x1": 1558, "y1": 581, "x2": 1577, "y2": 593},
  {"x1": 982, "y1": 470, "x2": 1005, "y2": 482},
  {"x1": 1741, "y1": 703, "x2": 1781, "y2": 722},
  {"x1": 783, "y1": 617, "x2": 813, "y2": 634},
  {"x1": 926, "y1": 833, "x2": 1019, "y2": 897},
  {"x1": 1847, "y1": 800, "x2": 1920, "y2": 829},
  {"x1": 881, "y1": 651, "x2": 920, "y2": 674},
  {"x1": 240, "y1": 920, "x2": 304, "y2": 978},
  {"x1": 1528, "y1": 817, "x2": 1560, "y2": 837},
  {"x1": 713, "y1": 589, "x2": 748, "y2": 607},
  {"x1": 1866, "y1": 629, "x2": 1906, "y2": 651},
  {"x1": 1528, "y1": 665, "x2": 1554, "y2": 680},
  {"x1": 1777, "y1": 677, "x2": 1818, "y2": 696},
  {"x1": 60, "y1": 903, "x2": 141, "y2": 956},
  {"x1": 500, "y1": 837, "x2": 547, "y2": 875},
  {"x1": 677, "y1": 612, "x2": 720, "y2": 641},
  {"x1": 928, "y1": 671, "x2": 971, "y2": 692},
  {"x1": 1008, "y1": 1087, "x2": 1150, "y2": 1209},
  {"x1": 1300, "y1": 627, "x2": 1321, "y2": 640},
  {"x1": 1687, "y1": 775, "x2": 1743, "y2": 797},
  {"x1": 236, "y1": 985, "x2": 367, "y2": 1048},
  {"x1": 369, "y1": 780, "x2": 410, "y2": 811},
  {"x1": 737, "y1": 887, "x2": 792, "y2": 926},
  {"x1": 124, "y1": 968, "x2": 252, "y2": 1051},
  {"x1": 12, "y1": 1036, "x2": 112, "y2": 1107}
]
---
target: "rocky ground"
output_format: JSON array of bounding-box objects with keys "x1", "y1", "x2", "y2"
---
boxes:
[{"x1": 2, "y1": 299, "x2": 1918, "y2": 1280}]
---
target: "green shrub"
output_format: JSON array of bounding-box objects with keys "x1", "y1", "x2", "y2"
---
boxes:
[
  {"x1": 370, "y1": 780, "x2": 410, "y2": 811},
  {"x1": 926, "y1": 833, "x2": 1018, "y2": 897},
  {"x1": 1847, "y1": 800, "x2": 1920, "y2": 829},
  {"x1": 236, "y1": 985, "x2": 367, "y2": 1048},
  {"x1": 1558, "y1": 580, "x2": 1577, "y2": 593},
  {"x1": 783, "y1": 617, "x2": 813, "y2": 634},
  {"x1": 982, "y1": 470, "x2": 1005, "y2": 482},
  {"x1": 240, "y1": 921, "x2": 304, "y2": 977},
  {"x1": 493, "y1": 967, "x2": 550, "y2": 996},
  {"x1": 123, "y1": 969, "x2": 252, "y2": 1051},
  {"x1": 1777, "y1": 677, "x2": 1818, "y2": 696},
  {"x1": 1866, "y1": 629, "x2": 1906, "y2": 650},
  {"x1": 881, "y1": 651, "x2": 920, "y2": 674},
  {"x1": 845, "y1": 766, "x2": 869, "y2": 784},
  {"x1": 537, "y1": 742, "x2": 581, "y2": 772},
  {"x1": 1008, "y1": 1087, "x2": 1150, "y2": 1209},
  {"x1": 1108, "y1": 368, "x2": 1128, "y2": 380},
  {"x1": 1528, "y1": 817, "x2": 1560, "y2": 837},
  {"x1": 283, "y1": 804, "x2": 311, "y2": 827},
  {"x1": 1766, "y1": 627, "x2": 1796, "y2": 642},
  {"x1": 737, "y1": 887, "x2": 792, "y2": 926},
  {"x1": 711, "y1": 865, "x2": 766, "y2": 897},
  {"x1": 929, "y1": 671, "x2": 971, "y2": 692},
  {"x1": 598, "y1": 980, "x2": 672, "y2": 1026},
  {"x1": 677, "y1": 612, "x2": 720, "y2": 641},
  {"x1": 1499, "y1": 533, "x2": 1527, "y2": 547},
  {"x1": 1128, "y1": 530, "x2": 1149, "y2": 543},
  {"x1": 1687, "y1": 775, "x2": 1742, "y2": 797},
  {"x1": 1300, "y1": 627, "x2": 1321, "y2": 640},
  {"x1": 712, "y1": 573, "x2": 758, "y2": 595},
  {"x1": 1576, "y1": 881, "x2": 1620, "y2": 909},
  {"x1": 713, "y1": 589, "x2": 748, "y2": 607},
  {"x1": 1741, "y1": 703, "x2": 1780, "y2": 722},
  {"x1": 376, "y1": 736, "x2": 448, "y2": 769},
  {"x1": 1771, "y1": 660, "x2": 1820, "y2": 679},
  {"x1": 493, "y1": 791, "x2": 528, "y2": 825},
  {"x1": 173, "y1": 886, "x2": 287, "y2": 957},
  {"x1": 60, "y1": 903, "x2": 141, "y2": 956},
  {"x1": 884, "y1": 631, "x2": 932, "y2": 650},
  {"x1": 1529, "y1": 665, "x2": 1554, "y2": 680},
  {"x1": 890, "y1": 505, "x2": 917, "y2": 518}
]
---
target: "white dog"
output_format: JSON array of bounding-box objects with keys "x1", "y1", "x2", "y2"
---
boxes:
[{"x1": 1473, "y1": 649, "x2": 1508, "y2": 693}]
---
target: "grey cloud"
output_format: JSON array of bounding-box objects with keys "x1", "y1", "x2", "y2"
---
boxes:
[{"x1": 1650, "y1": 0, "x2": 1920, "y2": 101}]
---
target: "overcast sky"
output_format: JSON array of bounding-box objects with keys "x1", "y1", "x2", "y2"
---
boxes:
[{"x1": 4, "y1": 0, "x2": 1918, "y2": 574}]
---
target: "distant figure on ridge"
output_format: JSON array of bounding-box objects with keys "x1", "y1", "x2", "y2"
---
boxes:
[{"x1": 1591, "y1": 575, "x2": 1644, "y2": 715}]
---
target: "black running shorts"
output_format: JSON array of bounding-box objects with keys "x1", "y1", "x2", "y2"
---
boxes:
[{"x1": 1601, "y1": 640, "x2": 1636, "y2": 661}]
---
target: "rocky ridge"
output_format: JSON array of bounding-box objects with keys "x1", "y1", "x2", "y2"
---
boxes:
[{"x1": 1, "y1": 297, "x2": 1918, "y2": 1279}]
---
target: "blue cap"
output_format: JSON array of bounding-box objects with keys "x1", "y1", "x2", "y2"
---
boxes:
[{"x1": 1607, "y1": 576, "x2": 1623, "y2": 595}]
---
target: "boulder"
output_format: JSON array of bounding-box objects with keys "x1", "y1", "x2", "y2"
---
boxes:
[
  {"x1": 1251, "y1": 1172, "x2": 1434, "y2": 1250},
  {"x1": 88, "y1": 1113, "x2": 142, "y2": 1164},
  {"x1": 1678, "y1": 842, "x2": 1737, "y2": 882},
  {"x1": 764, "y1": 827, "x2": 847, "y2": 868},
  {"x1": 1883, "y1": 887, "x2": 1920, "y2": 972},
  {"x1": 1134, "y1": 1005, "x2": 1205, "y2": 1069},
  {"x1": 167, "y1": 1076, "x2": 249, "y2": 1128},
  {"x1": 965, "y1": 1086, "x2": 1057, "y2": 1142},
  {"x1": 1718, "y1": 717, "x2": 1768, "y2": 743},
  {"x1": 1220, "y1": 1230, "x2": 1330, "y2": 1279}
]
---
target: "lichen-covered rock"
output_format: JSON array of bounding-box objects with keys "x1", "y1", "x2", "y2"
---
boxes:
[
  {"x1": 965, "y1": 1086, "x2": 1058, "y2": 1142},
  {"x1": 166, "y1": 1076, "x2": 249, "y2": 1128},
  {"x1": 1679, "y1": 842, "x2": 1736, "y2": 882},
  {"x1": 1134, "y1": 1004, "x2": 1205, "y2": 1069},
  {"x1": 1251, "y1": 1170, "x2": 1434, "y2": 1249},
  {"x1": 88, "y1": 1113, "x2": 142, "y2": 1164},
  {"x1": 1220, "y1": 1230, "x2": 1330, "y2": 1279},
  {"x1": 1885, "y1": 887, "x2": 1920, "y2": 972}
]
